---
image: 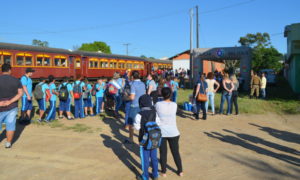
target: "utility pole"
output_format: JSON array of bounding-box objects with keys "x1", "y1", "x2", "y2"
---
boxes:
[
  {"x1": 189, "y1": 8, "x2": 194, "y2": 83},
  {"x1": 123, "y1": 43, "x2": 130, "y2": 55},
  {"x1": 196, "y1": 5, "x2": 199, "y2": 48}
]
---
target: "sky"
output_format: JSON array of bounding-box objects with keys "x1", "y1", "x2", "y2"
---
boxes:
[{"x1": 0, "y1": 0, "x2": 299, "y2": 59}]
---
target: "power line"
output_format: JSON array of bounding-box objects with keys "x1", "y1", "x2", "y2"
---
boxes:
[
  {"x1": 0, "y1": 0, "x2": 256, "y2": 36},
  {"x1": 123, "y1": 43, "x2": 131, "y2": 55}
]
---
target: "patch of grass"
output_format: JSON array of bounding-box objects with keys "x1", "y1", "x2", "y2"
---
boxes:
[
  {"x1": 64, "y1": 123, "x2": 92, "y2": 133},
  {"x1": 48, "y1": 120, "x2": 65, "y2": 128},
  {"x1": 176, "y1": 77, "x2": 300, "y2": 115}
]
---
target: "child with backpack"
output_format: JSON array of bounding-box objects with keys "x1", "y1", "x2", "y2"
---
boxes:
[
  {"x1": 95, "y1": 78, "x2": 106, "y2": 115},
  {"x1": 58, "y1": 76, "x2": 74, "y2": 120},
  {"x1": 33, "y1": 77, "x2": 49, "y2": 122},
  {"x1": 45, "y1": 75, "x2": 59, "y2": 122},
  {"x1": 73, "y1": 76, "x2": 86, "y2": 119},
  {"x1": 134, "y1": 94, "x2": 161, "y2": 180},
  {"x1": 83, "y1": 79, "x2": 94, "y2": 116}
]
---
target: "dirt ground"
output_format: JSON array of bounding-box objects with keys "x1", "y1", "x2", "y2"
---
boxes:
[{"x1": 0, "y1": 111, "x2": 299, "y2": 180}]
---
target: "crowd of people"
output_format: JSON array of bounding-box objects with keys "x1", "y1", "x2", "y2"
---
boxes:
[
  {"x1": 0, "y1": 64, "x2": 183, "y2": 180},
  {"x1": 0, "y1": 62, "x2": 269, "y2": 179}
]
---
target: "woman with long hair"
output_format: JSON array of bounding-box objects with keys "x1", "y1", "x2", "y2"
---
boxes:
[
  {"x1": 146, "y1": 74, "x2": 158, "y2": 104},
  {"x1": 219, "y1": 73, "x2": 234, "y2": 115},
  {"x1": 205, "y1": 72, "x2": 220, "y2": 115},
  {"x1": 194, "y1": 74, "x2": 208, "y2": 120}
]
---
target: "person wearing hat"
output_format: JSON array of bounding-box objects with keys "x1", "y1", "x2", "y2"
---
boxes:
[{"x1": 20, "y1": 68, "x2": 35, "y2": 124}]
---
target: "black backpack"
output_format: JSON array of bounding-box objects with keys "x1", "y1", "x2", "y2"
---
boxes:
[
  {"x1": 59, "y1": 83, "x2": 69, "y2": 101},
  {"x1": 122, "y1": 82, "x2": 131, "y2": 101},
  {"x1": 139, "y1": 111, "x2": 162, "y2": 150},
  {"x1": 33, "y1": 82, "x2": 44, "y2": 100}
]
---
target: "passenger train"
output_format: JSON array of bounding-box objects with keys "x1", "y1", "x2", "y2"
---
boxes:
[{"x1": 0, "y1": 42, "x2": 172, "y2": 79}]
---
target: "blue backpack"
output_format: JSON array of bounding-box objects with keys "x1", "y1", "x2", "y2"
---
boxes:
[{"x1": 140, "y1": 113, "x2": 162, "y2": 150}]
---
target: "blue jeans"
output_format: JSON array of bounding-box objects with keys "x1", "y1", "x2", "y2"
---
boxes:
[
  {"x1": 0, "y1": 108, "x2": 18, "y2": 131},
  {"x1": 114, "y1": 95, "x2": 122, "y2": 113},
  {"x1": 46, "y1": 101, "x2": 56, "y2": 121},
  {"x1": 140, "y1": 146, "x2": 159, "y2": 180},
  {"x1": 172, "y1": 91, "x2": 178, "y2": 102},
  {"x1": 219, "y1": 92, "x2": 232, "y2": 114},
  {"x1": 124, "y1": 101, "x2": 131, "y2": 126},
  {"x1": 261, "y1": 88, "x2": 266, "y2": 99},
  {"x1": 95, "y1": 97, "x2": 103, "y2": 114},
  {"x1": 128, "y1": 106, "x2": 140, "y2": 125},
  {"x1": 205, "y1": 92, "x2": 215, "y2": 114}
]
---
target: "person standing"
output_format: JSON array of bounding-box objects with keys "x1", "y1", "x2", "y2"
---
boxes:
[
  {"x1": 230, "y1": 75, "x2": 239, "y2": 115},
  {"x1": 73, "y1": 76, "x2": 86, "y2": 119},
  {"x1": 250, "y1": 72, "x2": 261, "y2": 99},
  {"x1": 0, "y1": 64, "x2": 23, "y2": 148},
  {"x1": 83, "y1": 79, "x2": 94, "y2": 116},
  {"x1": 95, "y1": 78, "x2": 106, "y2": 115},
  {"x1": 171, "y1": 77, "x2": 179, "y2": 102},
  {"x1": 205, "y1": 72, "x2": 220, "y2": 115},
  {"x1": 219, "y1": 73, "x2": 234, "y2": 115},
  {"x1": 125, "y1": 71, "x2": 146, "y2": 144},
  {"x1": 194, "y1": 74, "x2": 208, "y2": 120},
  {"x1": 261, "y1": 72, "x2": 267, "y2": 99},
  {"x1": 155, "y1": 87, "x2": 183, "y2": 177},
  {"x1": 58, "y1": 76, "x2": 74, "y2": 120},
  {"x1": 20, "y1": 68, "x2": 35, "y2": 124},
  {"x1": 134, "y1": 94, "x2": 160, "y2": 180},
  {"x1": 35, "y1": 78, "x2": 49, "y2": 122},
  {"x1": 45, "y1": 75, "x2": 58, "y2": 122},
  {"x1": 111, "y1": 72, "x2": 123, "y2": 117},
  {"x1": 146, "y1": 74, "x2": 158, "y2": 104}
]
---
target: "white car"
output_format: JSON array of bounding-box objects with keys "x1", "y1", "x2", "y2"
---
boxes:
[{"x1": 260, "y1": 69, "x2": 276, "y2": 85}]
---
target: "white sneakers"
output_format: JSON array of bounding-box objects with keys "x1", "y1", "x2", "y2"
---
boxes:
[{"x1": 5, "y1": 142, "x2": 12, "y2": 148}]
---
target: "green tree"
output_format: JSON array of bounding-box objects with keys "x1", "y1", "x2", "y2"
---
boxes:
[
  {"x1": 78, "y1": 41, "x2": 111, "y2": 54},
  {"x1": 32, "y1": 39, "x2": 49, "y2": 47},
  {"x1": 238, "y1": 32, "x2": 283, "y2": 72}
]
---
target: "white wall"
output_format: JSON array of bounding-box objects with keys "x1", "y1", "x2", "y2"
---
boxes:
[{"x1": 173, "y1": 59, "x2": 190, "y2": 71}]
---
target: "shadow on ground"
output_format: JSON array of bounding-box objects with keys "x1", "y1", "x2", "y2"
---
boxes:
[
  {"x1": 0, "y1": 123, "x2": 26, "y2": 145},
  {"x1": 204, "y1": 129, "x2": 300, "y2": 167}
]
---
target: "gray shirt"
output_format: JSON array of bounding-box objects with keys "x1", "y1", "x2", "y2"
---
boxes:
[{"x1": 148, "y1": 80, "x2": 157, "y2": 91}]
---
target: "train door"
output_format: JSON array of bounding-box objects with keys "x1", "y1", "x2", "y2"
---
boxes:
[{"x1": 75, "y1": 57, "x2": 82, "y2": 78}]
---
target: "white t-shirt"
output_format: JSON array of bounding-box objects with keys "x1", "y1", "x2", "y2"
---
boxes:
[
  {"x1": 155, "y1": 101, "x2": 180, "y2": 137},
  {"x1": 261, "y1": 77, "x2": 267, "y2": 89}
]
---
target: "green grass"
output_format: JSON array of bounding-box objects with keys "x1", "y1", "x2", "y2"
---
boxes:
[
  {"x1": 176, "y1": 76, "x2": 300, "y2": 115},
  {"x1": 63, "y1": 123, "x2": 92, "y2": 133}
]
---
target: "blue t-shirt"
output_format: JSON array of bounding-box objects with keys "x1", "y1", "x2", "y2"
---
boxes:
[
  {"x1": 95, "y1": 82, "x2": 106, "y2": 98},
  {"x1": 21, "y1": 75, "x2": 33, "y2": 98},
  {"x1": 49, "y1": 83, "x2": 57, "y2": 101},
  {"x1": 37, "y1": 82, "x2": 49, "y2": 99},
  {"x1": 130, "y1": 80, "x2": 146, "y2": 107},
  {"x1": 58, "y1": 82, "x2": 73, "y2": 99},
  {"x1": 86, "y1": 83, "x2": 93, "y2": 99},
  {"x1": 171, "y1": 81, "x2": 179, "y2": 91},
  {"x1": 197, "y1": 80, "x2": 208, "y2": 94}
]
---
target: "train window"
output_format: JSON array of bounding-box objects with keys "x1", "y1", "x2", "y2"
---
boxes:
[
  {"x1": 89, "y1": 61, "x2": 94, "y2": 68},
  {"x1": 127, "y1": 63, "x2": 132, "y2": 69},
  {"x1": 113, "y1": 62, "x2": 117, "y2": 68},
  {"x1": 140, "y1": 64, "x2": 144, "y2": 69},
  {"x1": 3, "y1": 55, "x2": 11, "y2": 64},
  {"x1": 94, "y1": 61, "x2": 98, "y2": 68},
  {"x1": 118, "y1": 63, "x2": 124, "y2": 69},
  {"x1": 133, "y1": 64, "x2": 138, "y2": 69},
  {"x1": 100, "y1": 62, "x2": 104, "y2": 68},
  {"x1": 61, "y1": 59, "x2": 67, "y2": 67},
  {"x1": 36, "y1": 57, "x2": 43, "y2": 66},
  {"x1": 109, "y1": 62, "x2": 113, "y2": 68},
  {"x1": 76, "y1": 60, "x2": 80, "y2": 68},
  {"x1": 44, "y1": 57, "x2": 50, "y2": 66},
  {"x1": 17, "y1": 56, "x2": 24, "y2": 65},
  {"x1": 25, "y1": 56, "x2": 32, "y2": 65},
  {"x1": 54, "y1": 58, "x2": 60, "y2": 66}
]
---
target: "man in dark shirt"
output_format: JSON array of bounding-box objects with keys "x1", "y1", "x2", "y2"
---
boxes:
[{"x1": 0, "y1": 63, "x2": 23, "y2": 148}]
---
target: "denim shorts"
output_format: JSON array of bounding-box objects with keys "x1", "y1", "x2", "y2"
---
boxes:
[
  {"x1": 37, "y1": 99, "x2": 46, "y2": 111},
  {"x1": 128, "y1": 107, "x2": 140, "y2": 125},
  {"x1": 84, "y1": 98, "x2": 93, "y2": 108},
  {"x1": 0, "y1": 108, "x2": 18, "y2": 131},
  {"x1": 59, "y1": 98, "x2": 71, "y2": 112}
]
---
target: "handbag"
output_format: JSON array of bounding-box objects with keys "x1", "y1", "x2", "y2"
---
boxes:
[{"x1": 196, "y1": 81, "x2": 207, "y2": 102}]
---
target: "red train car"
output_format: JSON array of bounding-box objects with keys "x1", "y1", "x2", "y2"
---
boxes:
[{"x1": 0, "y1": 42, "x2": 172, "y2": 79}]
